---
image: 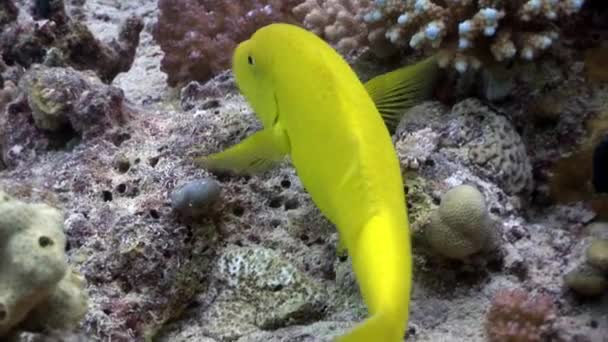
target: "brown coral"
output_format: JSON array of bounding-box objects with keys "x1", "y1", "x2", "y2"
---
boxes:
[
  {"x1": 486, "y1": 288, "x2": 556, "y2": 342},
  {"x1": 153, "y1": 0, "x2": 301, "y2": 88}
]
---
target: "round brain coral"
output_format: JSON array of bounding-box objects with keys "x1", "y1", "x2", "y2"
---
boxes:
[{"x1": 425, "y1": 184, "x2": 496, "y2": 259}]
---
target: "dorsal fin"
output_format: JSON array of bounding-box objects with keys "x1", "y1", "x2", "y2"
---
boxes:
[{"x1": 364, "y1": 55, "x2": 439, "y2": 133}]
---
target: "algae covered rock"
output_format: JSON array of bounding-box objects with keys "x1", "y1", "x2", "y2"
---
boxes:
[
  {"x1": 0, "y1": 190, "x2": 88, "y2": 337},
  {"x1": 425, "y1": 184, "x2": 498, "y2": 259},
  {"x1": 202, "y1": 245, "x2": 328, "y2": 340},
  {"x1": 19, "y1": 64, "x2": 125, "y2": 134},
  {"x1": 0, "y1": 64, "x2": 127, "y2": 168}
]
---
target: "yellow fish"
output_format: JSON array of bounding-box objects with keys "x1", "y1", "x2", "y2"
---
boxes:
[{"x1": 195, "y1": 23, "x2": 438, "y2": 341}]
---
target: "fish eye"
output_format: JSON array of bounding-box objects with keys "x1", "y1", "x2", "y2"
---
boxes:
[{"x1": 247, "y1": 55, "x2": 254, "y2": 65}]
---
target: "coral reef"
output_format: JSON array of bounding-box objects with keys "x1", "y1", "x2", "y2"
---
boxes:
[
  {"x1": 0, "y1": 0, "x2": 142, "y2": 83},
  {"x1": 153, "y1": 0, "x2": 300, "y2": 88},
  {"x1": 0, "y1": 64, "x2": 127, "y2": 168},
  {"x1": 0, "y1": 0, "x2": 605, "y2": 341},
  {"x1": 425, "y1": 184, "x2": 498, "y2": 260},
  {"x1": 0, "y1": 190, "x2": 88, "y2": 339},
  {"x1": 485, "y1": 288, "x2": 556, "y2": 342},
  {"x1": 360, "y1": 0, "x2": 587, "y2": 72}
]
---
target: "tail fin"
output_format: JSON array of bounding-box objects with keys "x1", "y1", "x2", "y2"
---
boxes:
[
  {"x1": 336, "y1": 213, "x2": 412, "y2": 342},
  {"x1": 336, "y1": 311, "x2": 404, "y2": 342}
]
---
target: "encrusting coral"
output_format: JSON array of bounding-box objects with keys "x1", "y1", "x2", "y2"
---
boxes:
[{"x1": 0, "y1": 190, "x2": 88, "y2": 339}]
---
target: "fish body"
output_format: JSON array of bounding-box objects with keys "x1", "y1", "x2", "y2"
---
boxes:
[{"x1": 196, "y1": 23, "x2": 438, "y2": 341}]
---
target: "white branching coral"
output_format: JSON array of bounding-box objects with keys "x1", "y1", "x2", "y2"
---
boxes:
[
  {"x1": 293, "y1": 0, "x2": 373, "y2": 54},
  {"x1": 360, "y1": 0, "x2": 586, "y2": 72}
]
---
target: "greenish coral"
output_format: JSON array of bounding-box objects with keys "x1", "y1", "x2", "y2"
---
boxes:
[
  {"x1": 564, "y1": 263, "x2": 608, "y2": 297},
  {"x1": 564, "y1": 222, "x2": 608, "y2": 297},
  {"x1": 0, "y1": 190, "x2": 88, "y2": 338},
  {"x1": 20, "y1": 66, "x2": 88, "y2": 131},
  {"x1": 424, "y1": 184, "x2": 497, "y2": 259},
  {"x1": 586, "y1": 239, "x2": 608, "y2": 272}
]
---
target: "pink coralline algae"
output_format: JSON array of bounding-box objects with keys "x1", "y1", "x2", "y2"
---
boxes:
[
  {"x1": 153, "y1": 0, "x2": 301, "y2": 88},
  {"x1": 486, "y1": 288, "x2": 557, "y2": 342}
]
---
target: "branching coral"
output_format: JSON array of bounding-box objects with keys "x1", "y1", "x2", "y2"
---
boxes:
[
  {"x1": 293, "y1": 0, "x2": 376, "y2": 55},
  {"x1": 486, "y1": 288, "x2": 556, "y2": 342},
  {"x1": 153, "y1": 0, "x2": 301, "y2": 87},
  {"x1": 359, "y1": 0, "x2": 586, "y2": 72}
]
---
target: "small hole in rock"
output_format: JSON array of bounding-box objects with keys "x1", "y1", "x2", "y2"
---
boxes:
[
  {"x1": 280, "y1": 179, "x2": 291, "y2": 188},
  {"x1": 149, "y1": 209, "x2": 160, "y2": 219},
  {"x1": 39, "y1": 236, "x2": 53, "y2": 247},
  {"x1": 111, "y1": 132, "x2": 131, "y2": 147},
  {"x1": 270, "y1": 284, "x2": 284, "y2": 292},
  {"x1": 0, "y1": 304, "x2": 7, "y2": 321},
  {"x1": 115, "y1": 159, "x2": 130, "y2": 173},
  {"x1": 232, "y1": 206, "x2": 244, "y2": 217},
  {"x1": 424, "y1": 159, "x2": 435, "y2": 167},
  {"x1": 148, "y1": 156, "x2": 159, "y2": 167},
  {"x1": 268, "y1": 197, "x2": 283, "y2": 208},
  {"x1": 300, "y1": 234, "x2": 309, "y2": 242},
  {"x1": 590, "y1": 320, "x2": 598, "y2": 329},
  {"x1": 270, "y1": 219, "x2": 281, "y2": 228},
  {"x1": 102, "y1": 191, "x2": 113, "y2": 202},
  {"x1": 338, "y1": 254, "x2": 348, "y2": 262},
  {"x1": 284, "y1": 198, "x2": 299, "y2": 210},
  {"x1": 116, "y1": 184, "x2": 127, "y2": 194}
]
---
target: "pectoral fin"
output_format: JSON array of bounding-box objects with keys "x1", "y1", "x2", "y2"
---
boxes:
[
  {"x1": 195, "y1": 125, "x2": 290, "y2": 175},
  {"x1": 364, "y1": 54, "x2": 439, "y2": 133}
]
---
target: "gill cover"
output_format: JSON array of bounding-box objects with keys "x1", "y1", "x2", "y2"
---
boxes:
[{"x1": 233, "y1": 38, "x2": 278, "y2": 128}]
